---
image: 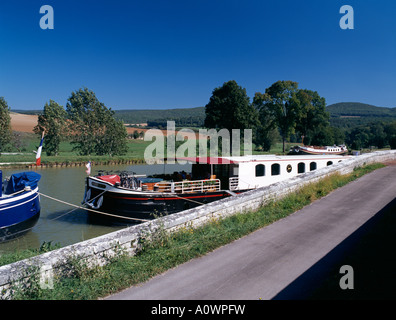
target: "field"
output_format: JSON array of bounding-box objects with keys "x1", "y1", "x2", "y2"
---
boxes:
[
  {"x1": 10, "y1": 112, "x2": 38, "y2": 133},
  {"x1": 5, "y1": 112, "x2": 285, "y2": 166},
  {"x1": 4, "y1": 113, "x2": 150, "y2": 165}
]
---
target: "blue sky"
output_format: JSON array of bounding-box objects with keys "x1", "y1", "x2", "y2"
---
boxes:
[{"x1": 0, "y1": 0, "x2": 395, "y2": 110}]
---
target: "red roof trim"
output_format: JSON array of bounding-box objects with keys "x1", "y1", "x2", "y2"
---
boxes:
[{"x1": 177, "y1": 157, "x2": 235, "y2": 164}]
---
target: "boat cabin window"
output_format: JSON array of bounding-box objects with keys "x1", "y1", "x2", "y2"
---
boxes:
[
  {"x1": 255, "y1": 164, "x2": 265, "y2": 177},
  {"x1": 310, "y1": 162, "x2": 317, "y2": 171},
  {"x1": 231, "y1": 164, "x2": 239, "y2": 177},
  {"x1": 271, "y1": 163, "x2": 280, "y2": 176},
  {"x1": 286, "y1": 164, "x2": 292, "y2": 173},
  {"x1": 327, "y1": 161, "x2": 333, "y2": 166},
  {"x1": 298, "y1": 162, "x2": 305, "y2": 174}
]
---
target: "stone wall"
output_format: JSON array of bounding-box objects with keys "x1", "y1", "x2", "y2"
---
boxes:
[{"x1": 1, "y1": 150, "x2": 395, "y2": 297}]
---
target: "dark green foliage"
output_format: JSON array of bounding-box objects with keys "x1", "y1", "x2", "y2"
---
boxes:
[
  {"x1": 327, "y1": 102, "x2": 396, "y2": 129},
  {"x1": 0, "y1": 97, "x2": 12, "y2": 152},
  {"x1": 95, "y1": 116, "x2": 128, "y2": 156},
  {"x1": 204, "y1": 80, "x2": 259, "y2": 153},
  {"x1": 345, "y1": 120, "x2": 396, "y2": 150},
  {"x1": 255, "y1": 81, "x2": 300, "y2": 153},
  {"x1": 327, "y1": 102, "x2": 396, "y2": 118},
  {"x1": 114, "y1": 107, "x2": 206, "y2": 127},
  {"x1": 34, "y1": 100, "x2": 67, "y2": 156},
  {"x1": 252, "y1": 92, "x2": 278, "y2": 151},
  {"x1": 205, "y1": 80, "x2": 259, "y2": 132},
  {"x1": 253, "y1": 81, "x2": 330, "y2": 152},
  {"x1": 66, "y1": 88, "x2": 128, "y2": 156},
  {"x1": 295, "y1": 89, "x2": 331, "y2": 145}
]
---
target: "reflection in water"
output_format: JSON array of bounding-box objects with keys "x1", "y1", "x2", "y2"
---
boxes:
[{"x1": 0, "y1": 163, "x2": 191, "y2": 253}]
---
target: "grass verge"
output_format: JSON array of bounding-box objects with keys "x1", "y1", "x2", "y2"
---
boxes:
[{"x1": 3, "y1": 163, "x2": 385, "y2": 300}]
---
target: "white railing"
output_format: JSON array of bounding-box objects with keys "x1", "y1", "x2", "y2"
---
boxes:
[
  {"x1": 154, "y1": 179, "x2": 221, "y2": 193},
  {"x1": 229, "y1": 177, "x2": 239, "y2": 191}
]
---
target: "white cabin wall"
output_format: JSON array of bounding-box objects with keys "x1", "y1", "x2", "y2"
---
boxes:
[{"x1": 236, "y1": 156, "x2": 349, "y2": 190}]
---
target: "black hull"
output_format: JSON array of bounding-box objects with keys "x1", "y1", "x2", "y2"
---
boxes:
[
  {"x1": 0, "y1": 211, "x2": 40, "y2": 242},
  {"x1": 86, "y1": 186, "x2": 245, "y2": 224}
]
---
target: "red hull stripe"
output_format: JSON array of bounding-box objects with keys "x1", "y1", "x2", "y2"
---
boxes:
[
  {"x1": 108, "y1": 193, "x2": 228, "y2": 201},
  {"x1": 300, "y1": 150, "x2": 345, "y2": 155}
]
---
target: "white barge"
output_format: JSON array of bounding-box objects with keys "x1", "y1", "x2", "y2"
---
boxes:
[{"x1": 83, "y1": 154, "x2": 351, "y2": 222}]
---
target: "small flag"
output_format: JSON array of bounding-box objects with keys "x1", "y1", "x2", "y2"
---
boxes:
[
  {"x1": 36, "y1": 135, "x2": 44, "y2": 166},
  {"x1": 86, "y1": 161, "x2": 91, "y2": 175}
]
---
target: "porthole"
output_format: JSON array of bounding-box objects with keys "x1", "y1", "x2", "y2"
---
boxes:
[{"x1": 286, "y1": 164, "x2": 292, "y2": 173}]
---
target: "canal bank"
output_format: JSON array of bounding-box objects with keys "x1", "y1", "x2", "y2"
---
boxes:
[
  {"x1": 0, "y1": 158, "x2": 147, "y2": 169},
  {"x1": 0, "y1": 150, "x2": 395, "y2": 298}
]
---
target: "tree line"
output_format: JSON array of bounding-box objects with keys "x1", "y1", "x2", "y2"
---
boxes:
[
  {"x1": 204, "y1": 80, "x2": 396, "y2": 152},
  {"x1": 346, "y1": 121, "x2": 396, "y2": 150},
  {"x1": 0, "y1": 97, "x2": 12, "y2": 153},
  {"x1": 147, "y1": 116, "x2": 205, "y2": 128},
  {"x1": 0, "y1": 88, "x2": 128, "y2": 157},
  {"x1": 205, "y1": 80, "x2": 333, "y2": 152},
  {"x1": 1, "y1": 82, "x2": 395, "y2": 157}
]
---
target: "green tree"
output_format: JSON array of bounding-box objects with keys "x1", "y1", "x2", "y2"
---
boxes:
[
  {"x1": 346, "y1": 126, "x2": 371, "y2": 150},
  {"x1": 204, "y1": 80, "x2": 259, "y2": 153},
  {"x1": 95, "y1": 117, "x2": 128, "y2": 156},
  {"x1": 330, "y1": 126, "x2": 345, "y2": 145},
  {"x1": 310, "y1": 125, "x2": 335, "y2": 146},
  {"x1": 255, "y1": 81, "x2": 302, "y2": 153},
  {"x1": 0, "y1": 97, "x2": 12, "y2": 153},
  {"x1": 295, "y1": 89, "x2": 330, "y2": 144},
  {"x1": 33, "y1": 100, "x2": 67, "y2": 156},
  {"x1": 384, "y1": 121, "x2": 396, "y2": 149},
  {"x1": 346, "y1": 122, "x2": 391, "y2": 150},
  {"x1": 66, "y1": 88, "x2": 127, "y2": 156},
  {"x1": 368, "y1": 122, "x2": 387, "y2": 149},
  {"x1": 252, "y1": 92, "x2": 278, "y2": 151}
]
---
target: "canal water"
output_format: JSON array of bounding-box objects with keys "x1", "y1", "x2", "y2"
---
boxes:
[{"x1": 0, "y1": 163, "x2": 191, "y2": 254}]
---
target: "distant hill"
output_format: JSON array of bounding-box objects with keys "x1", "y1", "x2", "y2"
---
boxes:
[
  {"x1": 115, "y1": 102, "x2": 396, "y2": 129},
  {"x1": 13, "y1": 107, "x2": 207, "y2": 127},
  {"x1": 12, "y1": 109, "x2": 43, "y2": 115},
  {"x1": 13, "y1": 102, "x2": 396, "y2": 131},
  {"x1": 327, "y1": 102, "x2": 396, "y2": 117},
  {"x1": 114, "y1": 107, "x2": 205, "y2": 127},
  {"x1": 326, "y1": 102, "x2": 396, "y2": 129}
]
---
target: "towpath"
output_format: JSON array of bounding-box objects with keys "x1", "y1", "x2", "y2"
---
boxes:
[{"x1": 106, "y1": 163, "x2": 396, "y2": 300}]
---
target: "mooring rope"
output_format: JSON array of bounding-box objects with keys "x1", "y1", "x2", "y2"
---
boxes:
[
  {"x1": 39, "y1": 192, "x2": 150, "y2": 222},
  {"x1": 0, "y1": 191, "x2": 151, "y2": 242},
  {"x1": 1, "y1": 188, "x2": 221, "y2": 241}
]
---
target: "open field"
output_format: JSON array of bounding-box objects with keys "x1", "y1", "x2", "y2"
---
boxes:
[
  {"x1": 10, "y1": 112, "x2": 202, "y2": 140},
  {"x1": 6, "y1": 112, "x2": 197, "y2": 165},
  {"x1": 10, "y1": 113, "x2": 38, "y2": 133}
]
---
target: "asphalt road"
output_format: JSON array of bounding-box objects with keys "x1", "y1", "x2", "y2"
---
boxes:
[{"x1": 106, "y1": 164, "x2": 396, "y2": 300}]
